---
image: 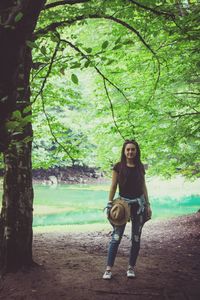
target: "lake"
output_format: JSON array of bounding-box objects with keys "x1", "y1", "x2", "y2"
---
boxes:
[
  {"x1": 33, "y1": 182, "x2": 200, "y2": 227},
  {"x1": 0, "y1": 177, "x2": 200, "y2": 231}
]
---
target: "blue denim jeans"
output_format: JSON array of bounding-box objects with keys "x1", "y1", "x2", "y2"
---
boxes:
[{"x1": 106, "y1": 203, "x2": 146, "y2": 267}]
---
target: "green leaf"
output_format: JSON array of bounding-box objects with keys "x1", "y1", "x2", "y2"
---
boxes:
[
  {"x1": 12, "y1": 110, "x2": 21, "y2": 120},
  {"x1": 112, "y1": 44, "x2": 122, "y2": 50},
  {"x1": 21, "y1": 115, "x2": 32, "y2": 126},
  {"x1": 70, "y1": 62, "x2": 81, "y2": 69},
  {"x1": 51, "y1": 36, "x2": 59, "y2": 43},
  {"x1": 115, "y1": 37, "x2": 121, "y2": 44},
  {"x1": 71, "y1": 74, "x2": 79, "y2": 85},
  {"x1": 85, "y1": 48, "x2": 92, "y2": 53},
  {"x1": 26, "y1": 40, "x2": 37, "y2": 49},
  {"x1": 22, "y1": 136, "x2": 33, "y2": 144},
  {"x1": 14, "y1": 12, "x2": 23, "y2": 22},
  {"x1": 5, "y1": 121, "x2": 19, "y2": 130},
  {"x1": 60, "y1": 68, "x2": 65, "y2": 75},
  {"x1": 102, "y1": 41, "x2": 109, "y2": 49},
  {"x1": 50, "y1": 33, "x2": 60, "y2": 43},
  {"x1": 40, "y1": 46, "x2": 47, "y2": 55},
  {"x1": 106, "y1": 59, "x2": 115, "y2": 65},
  {"x1": 23, "y1": 106, "x2": 32, "y2": 114},
  {"x1": 123, "y1": 40, "x2": 134, "y2": 45},
  {"x1": 84, "y1": 60, "x2": 90, "y2": 68}
]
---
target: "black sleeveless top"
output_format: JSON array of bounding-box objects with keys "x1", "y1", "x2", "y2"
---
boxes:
[{"x1": 113, "y1": 162, "x2": 145, "y2": 199}]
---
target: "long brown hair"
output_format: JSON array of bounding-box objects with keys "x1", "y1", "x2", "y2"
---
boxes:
[{"x1": 118, "y1": 140, "x2": 145, "y2": 188}]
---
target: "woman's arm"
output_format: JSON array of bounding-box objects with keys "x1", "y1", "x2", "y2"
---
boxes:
[
  {"x1": 143, "y1": 180, "x2": 152, "y2": 219},
  {"x1": 143, "y1": 181, "x2": 150, "y2": 206},
  {"x1": 108, "y1": 170, "x2": 118, "y2": 202}
]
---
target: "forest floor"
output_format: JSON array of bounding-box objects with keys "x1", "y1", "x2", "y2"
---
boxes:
[{"x1": 0, "y1": 213, "x2": 200, "y2": 300}]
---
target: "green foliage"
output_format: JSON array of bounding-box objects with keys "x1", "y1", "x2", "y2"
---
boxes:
[
  {"x1": 26, "y1": 40, "x2": 37, "y2": 49},
  {"x1": 71, "y1": 74, "x2": 79, "y2": 84},
  {"x1": 5, "y1": 110, "x2": 32, "y2": 134},
  {"x1": 29, "y1": 0, "x2": 199, "y2": 178}
]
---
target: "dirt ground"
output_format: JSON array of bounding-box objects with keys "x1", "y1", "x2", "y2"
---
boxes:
[{"x1": 0, "y1": 213, "x2": 200, "y2": 300}]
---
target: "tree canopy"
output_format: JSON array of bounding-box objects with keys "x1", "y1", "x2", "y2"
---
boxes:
[
  {"x1": 0, "y1": 0, "x2": 199, "y2": 177},
  {"x1": 25, "y1": 0, "x2": 199, "y2": 178}
]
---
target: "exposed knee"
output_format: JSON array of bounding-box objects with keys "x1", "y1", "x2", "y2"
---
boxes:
[{"x1": 111, "y1": 233, "x2": 121, "y2": 244}]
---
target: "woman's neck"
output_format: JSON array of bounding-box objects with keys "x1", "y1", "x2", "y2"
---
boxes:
[{"x1": 126, "y1": 159, "x2": 135, "y2": 167}]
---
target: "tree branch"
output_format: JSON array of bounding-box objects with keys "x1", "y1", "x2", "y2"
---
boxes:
[
  {"x1": 44, "y1": 0, "x2": 89, "y2": 10},
  {"x1": 31, "y1": 40, "x2": 76, "y2": 163},
  {"x1": 127, "y1": 0, "x2": 175, "y2": 19},
  {"x1": 60, "y1": 38, "x2": 130, "y2": 138},
  {"x1": 31, "y1": 40, "x2": 61, "y2": 104},
  {"x1": 35, "y1": 11, "x2": 162, "y2": 102},
  {"x1": 174, "y1": 92, "x2": 200, "y2": 96},
  {"x1": 169, "y1": 111, "x2": 200, "y2": 119},
  {"x1": 40, "y1": 94, "x2": 75, "y2": 164},
  {"x1": 34, "y1": 15, "x2": 85, "y2": 38},
  {"x1": 104, "y1": 14, "x2": 156, "y2": 55},
  {"x1": 34, "y1": 14, "x2": 156, "y2": 55},
  {"x1": 103, "y1": 79, "x2": 125, "y2": 140},
  {"x1": 150, "y1": 55, "x2": 161, "y2": 100},
  {"x1": 31, "y1": 55, "x2": 76, "y2": 82},
  {"x1": 172, "y1": 95, "x2": 199, "y2": 113},
  {"x1": 60, "y1": 39, "x2": 130, "y2": 102}
]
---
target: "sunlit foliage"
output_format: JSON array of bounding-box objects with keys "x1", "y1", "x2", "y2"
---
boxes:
[{"x1": 30, "y1": 0, "x2": 199, "y2": 178}]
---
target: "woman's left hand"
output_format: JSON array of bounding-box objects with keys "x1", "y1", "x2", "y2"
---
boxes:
[{"x1": 146, "y1": 205, "x2": 152, "y2": 220}]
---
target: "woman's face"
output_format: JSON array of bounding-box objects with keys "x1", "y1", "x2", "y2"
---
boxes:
[{"x1": 124, "y1": 143, "x2": 137, "y2": 160}]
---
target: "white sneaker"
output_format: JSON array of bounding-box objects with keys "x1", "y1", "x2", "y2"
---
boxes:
[
  {"x1": 103, "y1": 270, "x2": 112, "y2": 280},
  {"x1": 127, "y1": 268, "x2": 136, "y2": 278}
]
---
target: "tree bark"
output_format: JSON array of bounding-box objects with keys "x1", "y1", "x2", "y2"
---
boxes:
[
  {"x1": 0, "y1": 43, "x2": 34, "y2": 273},
  {"x1": 0, "y1": 126, "x2": 33, "y2": 272},
  {"x1": 0, "y1": 0, "x2": 46, "y2": 273},
  {"x1": 0, "y1": 0, "x2": 46, "y2": 150}
]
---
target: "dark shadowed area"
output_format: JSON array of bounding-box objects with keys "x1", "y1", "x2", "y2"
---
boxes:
[{"x1": 0, "y1": 213, "x2": 199, "y2": 300}]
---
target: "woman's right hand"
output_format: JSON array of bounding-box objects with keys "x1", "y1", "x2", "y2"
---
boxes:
[{"x1": 106, "y1": 202, "x2": 112, "y2": 217}]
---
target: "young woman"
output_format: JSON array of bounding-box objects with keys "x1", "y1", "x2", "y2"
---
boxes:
[{"x1": 103, "y1": 140, "x2": 152, "y2": 280}]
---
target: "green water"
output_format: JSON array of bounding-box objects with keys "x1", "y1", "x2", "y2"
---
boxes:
[
  {"x1": 32, "y1": 183, "x2": 200, "y2": 227},
  {"x1": 0, "y1": 182, "x2": 200, "y2": 228},
  {"x1": 33, "y1": 184, "x2": 109, "y2": 227}
]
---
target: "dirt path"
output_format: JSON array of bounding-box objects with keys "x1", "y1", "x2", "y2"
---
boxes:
[{"x1": 1, "y1": 213, "x2": 200, "y2": 300}]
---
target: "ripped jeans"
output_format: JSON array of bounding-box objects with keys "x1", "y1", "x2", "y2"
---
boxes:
[{"x1": 106, "y1": 203, "x2": 146, "y2": 267}]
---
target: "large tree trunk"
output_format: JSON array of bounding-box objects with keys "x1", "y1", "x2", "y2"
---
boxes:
[
  {"x1": 0, "y1": 0, "x2": 46, "y2": 151},
  {"x1": 0, "y1": 126, "x2": 33, "y2": 272},
  {"x1": 0, "y1": 0, "x2": 46, "y2": 273},
  {"x1": 0, "y1": 45, "x2": 33, "y2": 272}
]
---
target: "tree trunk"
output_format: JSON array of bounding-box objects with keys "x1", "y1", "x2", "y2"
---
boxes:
[
  {"x1": 0, "y1": 0, "x2": 46, "y2": 273},
  {"x1": 0, "y1": 44, "x2": 34, "y2": 273},
  {"x1": 0, "y1": 127, "x2": 33, "y2": 272}
]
